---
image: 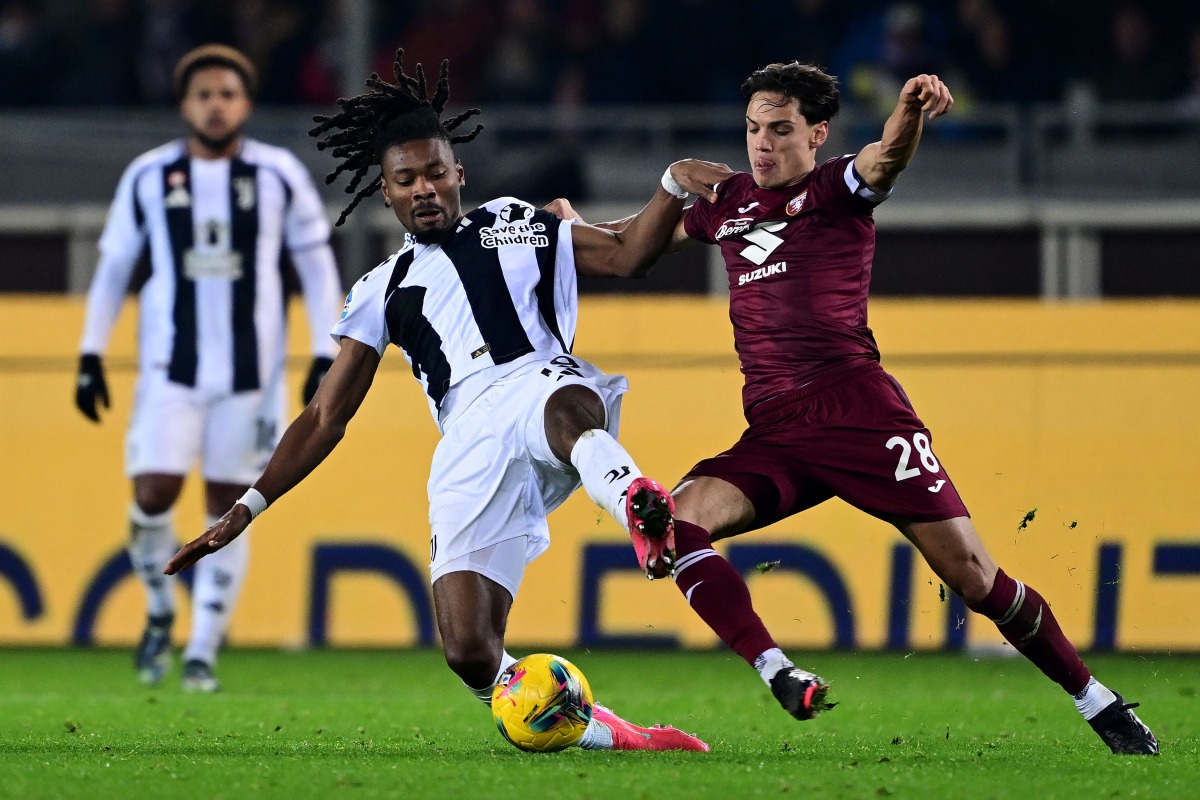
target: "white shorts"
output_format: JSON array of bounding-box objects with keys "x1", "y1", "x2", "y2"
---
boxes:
[
  {"x1": 125, "y1": 367, "x2": 286, "y2": 485},
  {"x1": 427, "y1": 354, "x2": 627, "y2": 590}
]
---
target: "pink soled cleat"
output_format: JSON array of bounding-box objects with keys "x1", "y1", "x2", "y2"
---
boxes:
[
  {"x1": 624, "y1": 477, "x2": 676, "y2": 579},
  {"x1": 592, "y1": 703, "x2": 709, "y2": 752}
]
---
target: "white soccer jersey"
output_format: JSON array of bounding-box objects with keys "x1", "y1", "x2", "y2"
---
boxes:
[
  {"x1": 333, "y1": 197, "x2": 578, "y2": 431},
  {"x1": 81, "y1": 138, "x2": 342, "y2": 391}
]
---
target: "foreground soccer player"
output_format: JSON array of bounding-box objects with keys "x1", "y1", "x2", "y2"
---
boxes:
[
  {"x1": 166, "y1": 51, "x2": 719, "y2": 752},
  {"x1": 561, "y1": 62, "x2": 1157, "y2": 755},
  {"x1": 76, "y1": 45, "x2": 343, "y2": 692}
]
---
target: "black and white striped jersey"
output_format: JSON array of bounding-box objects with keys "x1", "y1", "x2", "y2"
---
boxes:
[
  {"x1": 332, "y1": 197, "x2": 577, "y2": 431},
  {"x1": 80, "y1": 138, "x2": 342, "y2": 392}
]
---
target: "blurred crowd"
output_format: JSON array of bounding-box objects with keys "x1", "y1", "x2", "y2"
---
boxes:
[{"x1": 3, "y1": 0, "x2": 1200, "y2": 112}]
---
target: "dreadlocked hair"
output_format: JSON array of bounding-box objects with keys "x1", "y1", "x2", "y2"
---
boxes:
[{"x1": 310, "y1": 49, "x2": 483, "y2": 226}]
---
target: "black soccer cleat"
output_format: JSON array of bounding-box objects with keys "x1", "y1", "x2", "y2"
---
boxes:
[
  {"x1": 134, "y1": 613, "x2": 174, "y2": 686},
  {"x1": 770, "y1": 668, "x2": 835, "y2": 721},
  {"x1": 181, "y1": 659, "x2": 220, "y2": 693},
  {"x1": 1088, "y1": 693, "x2": 1159, "y2": 755}
]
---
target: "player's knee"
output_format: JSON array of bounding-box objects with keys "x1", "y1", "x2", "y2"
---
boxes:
[
  {"x1": 442, "y1": 633, "x2": 502, "y2": 687},
  {"x1": 545, "y1": 385, "x2": 605, "y2": 435},
  {"x1": 952, "y1": 561, "x2": 996, "y2": 608},
  {"x1": 133, "y1": 474, "x2": 184, "y2": 516},
  {"x1": 133, "y1": 488, "x2": 176, "y2": 517}
]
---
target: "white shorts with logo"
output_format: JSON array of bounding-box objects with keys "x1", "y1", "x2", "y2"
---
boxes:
[
  {"x1": 124, "y1": 367, "x2": 286, "y2": 485},
  {"x1": 427, "y1": 354, "x2": 628, "y2": 598}
]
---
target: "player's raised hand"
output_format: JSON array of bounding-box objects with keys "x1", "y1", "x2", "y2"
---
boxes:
[
  {"x1": 668, "y1": 159, "x2": 736, "y2": 203},
  {"x1": 900, "y1": 74, "x2": 954, "y2": 119},
  {"x1": 75, "y1": 353, "x2": 110, "y2": 423},
  {"x1": 164, "y1": 504, "x2": 252, "y2": 575}
]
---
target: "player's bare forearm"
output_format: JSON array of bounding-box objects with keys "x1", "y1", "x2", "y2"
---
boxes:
[
  {"x1": 592, "y1": 215, "x2": 635, "y2": 232},
  {"x1": 856, "y1": 75, "x2": 953, "y2": 190},
  {"x1": 571, "y1": 187, "x2": 685, "y2": 277},
  {"x1": 163, "y1": 340, "x2": 381, "y2": 575},
  {"x1": 571, "y1": 160, "x2": 731, "y2": 277},
  {"x1": 248, "y1": 339, "x2": 381, "y2": 504},
  {"x1": 541, "y1": 199, "x2": 635, "y2": 232}
]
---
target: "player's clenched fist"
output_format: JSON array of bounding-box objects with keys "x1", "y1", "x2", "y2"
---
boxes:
[
  {"x1": 900, "y1": 74, "x2": 954, "y2": 119},
  {"x1": 668, "y1": 159, "x2": 736, "y2": 203}
]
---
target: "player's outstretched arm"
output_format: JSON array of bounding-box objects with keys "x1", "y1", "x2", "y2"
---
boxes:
[
  {"x1": 855, "y1": 74, "x2": 954, "y2": 192},
  {"x1": 164, "y1": 338, "x2": 382, "y2": 575},
  {"x1": 570, "y1": 159, "x2": 732, "y2": 277}
]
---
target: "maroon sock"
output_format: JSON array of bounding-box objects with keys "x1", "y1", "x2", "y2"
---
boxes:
[
  {"x1": 967, "y1": 567, "x2": 1091, "y2": 695},
  {"x1": 672, "y1": 520, "x2": 777, "y2": 666}
]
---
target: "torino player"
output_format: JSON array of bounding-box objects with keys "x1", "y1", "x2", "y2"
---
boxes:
[{"x1": 561, "y1": 62, "x2": 1157, "y2": 755}]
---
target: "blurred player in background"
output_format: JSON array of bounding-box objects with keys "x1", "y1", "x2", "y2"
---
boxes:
[
  {"x1": 75, "y1": 44, "x2": 344, "y2": 692},
  {"x1": 165, "y1": 51, "x2": 724, "y2": 751},
  {"x1": 555, "y1": 62, "x2": 1157, "y2": 755}
]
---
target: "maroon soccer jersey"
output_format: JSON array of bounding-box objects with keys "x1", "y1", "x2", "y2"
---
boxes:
[{"x1": 684, "y1": 155, "x2": 887, "y2": 414}]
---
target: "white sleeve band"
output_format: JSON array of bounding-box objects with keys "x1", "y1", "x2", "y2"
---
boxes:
[
  {"x1": 843, "y1": 159, "x2": 893, "y2": 204},
  {"x1": 237, "y1": 488, "x2": 269, "y2": 520},
  {"x1": 661, "y1": 168, "x2": 688, "y2": 199}
]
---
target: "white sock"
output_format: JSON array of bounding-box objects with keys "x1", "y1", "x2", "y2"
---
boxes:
[
  {"x1": 569, "y1": 429, "x2": 643, "y2": 532},
  {"x1": 577, "y1": 717, "x2": 614, "y2": 749},
  {"x1": 127, "y1": 503, "x2": 178, "y2": 619},
  {"x1": 466, "y1": 650, "x2": 518, "y2": 705},
  {"x1": 1073, "y1": 677, "x2": 1118, "y2": 720},
  {"x1": 183, "y1": 515, "x2": 250, "y2": 667},
  {"x1": 753, "y1": 647, "x2": 795, "y2": 687}
]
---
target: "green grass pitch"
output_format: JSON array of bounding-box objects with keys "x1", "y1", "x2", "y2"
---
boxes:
[{"x1": 1, "y1": 648, "x2": 1195, "y2": 799}]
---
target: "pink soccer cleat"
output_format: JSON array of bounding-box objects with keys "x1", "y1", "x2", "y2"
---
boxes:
[
  {"x1": 624, "y1": 477, "x2": 676, "y2": 579},
  {"x1": 592, "y1": 703, "x2": 709, "y2": 752}
]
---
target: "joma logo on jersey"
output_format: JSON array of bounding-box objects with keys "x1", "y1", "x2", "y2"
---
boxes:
[
  {"x1": 738, "y1": 261, "x2": 787, "y2": 286},
  {"x1": 715, "y1": 217, "x2": 754, "y2": 240},
  {"x1": 479, "y1": 223, "x2": 548, "y2": 249}
]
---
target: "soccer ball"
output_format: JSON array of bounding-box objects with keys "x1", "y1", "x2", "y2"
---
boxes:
[{"x1": 491, "y1": 653, "x2": 594, "y2": 752}]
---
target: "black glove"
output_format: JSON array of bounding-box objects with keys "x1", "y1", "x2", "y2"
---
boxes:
[
  {"x1": 75, "y1": 353, "x2": 110, "y2": 423},
  {"x1": 302, "y1": 356, "x2": 335, "y2": 405}
]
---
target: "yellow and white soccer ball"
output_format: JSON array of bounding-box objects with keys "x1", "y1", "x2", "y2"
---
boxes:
[{"x1": 491, "y1": 653, "x2": 594, "y2": 752}]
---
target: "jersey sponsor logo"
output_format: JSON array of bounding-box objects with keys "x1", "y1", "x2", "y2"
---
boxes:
[
  {"x1": 184, "y1": 251, "x2": 243, "y2": 279},
  {"x1": 739, "y1": 220, "x2": 788, "y2": 265},
  {"x1": 479, "y1": 222, "x2": 549, "y2": 249},
  {"x1": 715, "y1": 216, "x2": 755, "y2": 240},
  {"x1": 786, "y1": 191, "x2": 808, "y2": 216},
  {"x1": 470, "y1": 343, "x2": 491, "y2": 359},
  {"x1": 737, "y1": 260, "x2": 787, "y2": 286},
  {"x1": 184, "y1": 219, "x2": 243, "y2": 279}
]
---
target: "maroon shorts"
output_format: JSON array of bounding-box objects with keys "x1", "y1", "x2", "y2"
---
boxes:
[{"x1": 684, "y1": 360, "x2": 969, "y2": 528}]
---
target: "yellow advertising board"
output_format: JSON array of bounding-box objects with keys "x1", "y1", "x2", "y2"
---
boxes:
[{"x1": 1, "y1": 297, "x2": 1198, "y2": 651}]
